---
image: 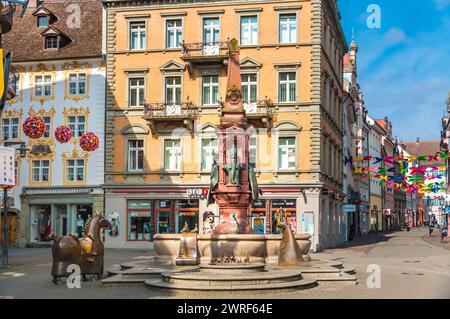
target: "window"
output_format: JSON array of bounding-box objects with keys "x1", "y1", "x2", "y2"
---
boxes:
[
  {"x1": 323, "y1": 80, "x2": 328, "y2": 111},
  {"x1": 278, "y1": 137, "x2": 296, "y2": 170},
  {"x1": 32, "y1": 160, "x2": 50, "y2": 182},
  {"x1": 165, "y1": 76, "x2": 181, "y2": 105},
  {"x1": 2, "y1": 117, "x2": 19, "y2": 141},
  {"x1": 128, "y1": 140, "x2": 144, "y2": 171},
  {"x1": 66, "y1": 159, "x2": 85, "y2": 182},
  {"x1": 34, "y1": 75, "x2": 52, "y2": 97},
  {"x1": 128, "y1": 77, "x2": 145, "y2": 107},
  {"x1": 164, "y1": 139, "x2": 181, "y2": 171},
  {"x1": 202, "y1": 75, "x2": 219, "y2": 105},
  {"x1": 241, "y1": 74, "x2": 257, "y2": 103},
  {"x1": 68, "y1": 73, "x2": 86, "y2": 96},
  {"x1": 278, "y1": 72, "x2": 296, "y2": 102},
  {"x1": 45, "y1": 36, "x2": 58, "y2": 49},
  {"x1": 68, "y1": 115, "x2": 85, "y2": 137},
  {"x1": 322, "y1": 140, "x2": 327, "y2": 173},
  {"x1": 166, "y1": 19, "x2": 182, "y2": 48},
  {"x1": 43, "y1": 116, "x2": 51, "y2": 138},
  {"x1": 201, "y1": 138, "x2": 218, "y2": 171},
  {"x1": 279, "y1": 14, "x2": 297, "y2": 44},
  {"x1": 130, "y1": 21, "x2": 146, "y2": 50},
  {"x1": 240, "y1": 16, "x2": 258, "y2": 45},
  {"x1": 37, "y1": 16, "x2": 48, "y2": 28},
  {"x1": 249, "y1": 136, "x2": 257, "y2": 167},
  {"x1": 127, "y1": 200, "x2": 153, "y2": 241},
  {"x1": 203, "y1": 18, "x2": 220, "y2": 45}
]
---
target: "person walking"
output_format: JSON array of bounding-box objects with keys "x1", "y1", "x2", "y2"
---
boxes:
[{"x1": 429, "y1": 223, "x2": 434, "y2": 237}]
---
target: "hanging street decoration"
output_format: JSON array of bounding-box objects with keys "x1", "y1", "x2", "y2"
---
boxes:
[
  {"x1": 345, "y1": 153, "x2": 449, "y2": 196},
  {"x1": 23, "y1": 116, "x2": 46, "y2": 139},
  {"x1": 79, "y1": 131, "x2": 100, "y2": 152},
  {"x1": 54, "y1": 125, "x2": 73, "y2": 143}
]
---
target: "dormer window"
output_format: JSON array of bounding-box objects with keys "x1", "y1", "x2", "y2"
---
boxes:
[
  {"x1": 45, "y1": 36, "x2": 58, "y2": 49},
  {"x1": 37, "y1": 16, "x2": 48, "y2": 28}
]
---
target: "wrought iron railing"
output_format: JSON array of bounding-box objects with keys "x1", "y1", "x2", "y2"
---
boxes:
[
  {"x1": 143, "y1": 101, "x2": 199, "y2": 118},
  {"x1": 243, "y1": 97, "x2": 275, "y2": 115},
  {"x1": 182, "y1": 40, "x2": 231, "y2": 58}
]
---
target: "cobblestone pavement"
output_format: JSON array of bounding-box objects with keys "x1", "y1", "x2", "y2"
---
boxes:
[{"x1": 0, "y1": 227, "x2": 449, "y2": 299}]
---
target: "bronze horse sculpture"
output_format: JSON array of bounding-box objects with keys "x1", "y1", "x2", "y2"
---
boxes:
[{"x1": 50, "y1": 214, "x2": 112, "y2": 283}]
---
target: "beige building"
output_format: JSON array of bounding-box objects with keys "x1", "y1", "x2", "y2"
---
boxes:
[{"x1": 103, "y1": 0, "x2": 347, "y2": 251}]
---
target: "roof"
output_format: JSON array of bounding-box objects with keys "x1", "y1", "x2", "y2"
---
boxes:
[
  {"x1": 3, "y1": 0, "x2": 103, "y2": 62},
  {"x1": 403, "y1": 140, "x2": 443, "y2": 166}
]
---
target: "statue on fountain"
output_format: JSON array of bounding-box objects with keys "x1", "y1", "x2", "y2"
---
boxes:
[{"x1": 223, "y1": 146, "x2": 241, "y2": 185}]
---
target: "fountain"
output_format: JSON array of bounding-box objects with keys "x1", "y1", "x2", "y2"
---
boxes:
[{"x1": 103, "y1": 39, "x2": 357, "y2": 292}]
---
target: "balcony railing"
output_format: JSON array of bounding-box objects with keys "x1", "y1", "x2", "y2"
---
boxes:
[
  {"x1": 143, "y1": 101, "x2": 199, "y2": 134},
  {"x1": 243, "y1": 98, "x2": 275, "y2": 128},
  {"x1": 182, "y1": 41, "x2": 230, "y2": 59}
]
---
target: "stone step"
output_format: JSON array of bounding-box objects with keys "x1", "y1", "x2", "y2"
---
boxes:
[
  {"x1": 106, "y1": 267, "x2": 124, "y2": 277},
  {"x1": 121, "y1": 267, "x2": 168, "y2": 279},
  {"x1": 312, "y1": 273, "x2": 358, "y2": 286},
  {"x1": 199, "y1": 263, "x2": 266, "y2": 274},
  {"x1": 102, "y1": 274, "x2": 147, "y2": 286},
  {"x1": 146, "y1": 278, "x2": 317, "y2": 292},
  {"x1": 328, "y1": 261, "x2": 344, "y2": 269},
  {"x1": 162, "y1": 270, "x2": 303, "y2": 286},
  {"x1": 341, "y1": 266, "x2": 356, "y2": 275}
]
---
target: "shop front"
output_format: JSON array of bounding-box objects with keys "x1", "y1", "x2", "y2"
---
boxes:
[
  {"x1": 249, "y1": 199, "x2": 297, "y2": 235},
  {"x1": 20, "y1": 187, "x2": 104, "y2": 247}
]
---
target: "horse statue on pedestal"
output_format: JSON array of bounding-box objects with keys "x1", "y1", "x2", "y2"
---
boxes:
[{"x1": 50, "y1": 213, "x2": 112, "y2": 283}]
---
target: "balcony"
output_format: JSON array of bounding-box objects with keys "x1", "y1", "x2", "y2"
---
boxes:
[
  {"x1": 181, "y1": 41, "x2": 230, "y2": 73},
  {"x1": 0, "y1": 2, "x2": 15, "y2": 34},
  {"x1": 243, "y1": 98, "x2": 276, "y2": 129},
  {"x1": 143, "y1": 101, "x2": 199, "y2": 134}
]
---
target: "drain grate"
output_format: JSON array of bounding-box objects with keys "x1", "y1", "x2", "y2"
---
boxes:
[
  {"x1": 403, "y1": 260, "x2": 421, "y2": 263},
  {"x1": 401, "y1": 272, "x2": 425, "y2": 276}
]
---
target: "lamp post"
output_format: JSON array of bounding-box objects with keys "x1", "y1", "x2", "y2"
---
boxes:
[{"x1": 2, "y1": 141, "x2": 28, "y2": 268}]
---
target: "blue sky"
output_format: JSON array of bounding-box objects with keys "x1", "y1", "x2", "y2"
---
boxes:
[{"x1": 338, "y1": 0, "x2": 450, "y2": 142}]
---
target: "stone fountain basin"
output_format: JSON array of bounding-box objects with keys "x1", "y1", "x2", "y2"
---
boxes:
[
  {"x1": 200, "y1": 262, "x2": 265, "y2": 274},
  {"x1": 153, "y1": 234, "x2": 311, "y2": 264}
]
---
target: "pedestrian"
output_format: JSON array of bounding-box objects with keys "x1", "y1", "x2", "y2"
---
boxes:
[
  {"x1": 441, "y1": 226, "x2": 448, "y2": 243},
  {"x1": 429, "y1": 224, "x2": 434, "y2": 237}
]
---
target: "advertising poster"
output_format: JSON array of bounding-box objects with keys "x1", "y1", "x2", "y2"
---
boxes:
[
  {"x1": 301, "y1": 211, "x2": 314, "y2": 236},
  {"x1": 0, "y1": 146, "x2": 15, "y2": 187}
]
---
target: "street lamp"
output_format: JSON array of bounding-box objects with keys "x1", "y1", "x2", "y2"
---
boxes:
[{"x1": 2, "y1": 141, "x2": 28, "y2": 268}]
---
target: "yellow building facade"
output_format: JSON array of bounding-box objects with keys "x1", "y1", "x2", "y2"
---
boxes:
[{"x1": 104, "y1": 0, "x2": 347, "y2": 251}]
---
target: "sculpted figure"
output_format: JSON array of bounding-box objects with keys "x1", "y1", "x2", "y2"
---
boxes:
[
  {"x1": 223, "y1": 146, "x2": 241, "y2": 185},
  {"x1": 50, "y1": 214, "x2": 112, "y2": 283},
  {"x1": 206, "y1": 152, "x2": 219, "y2": 206},
  {"x1": 275, "y1": 209, "x2": 304, "y2": 267}
]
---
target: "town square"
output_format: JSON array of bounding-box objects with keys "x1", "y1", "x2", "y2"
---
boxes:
[{"x1": 0, "y1": 0, "x2": 449, "y2": 303}]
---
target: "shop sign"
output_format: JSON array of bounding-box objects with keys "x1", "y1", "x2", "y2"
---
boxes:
[
  {"x1": 271, "y1": 199, "x2": 296, "y2": 208},
  {"x1": 186, "y1": 188, "x2": 208, "y2": 200},
  {"x1": 343, "y1": 204, "x2": 356, "y2": 213},
  {"x1": 252, "y1": 200, "x2": 266, "y2": 208},
  {"x1": 176, "y1": 199, "x2": 199, "y2": 209},
  {"x1": 301, "y1": 211, "x2": 314, "y2": 236},
  {"x1": 0, "y1": 146, "x2": 15, "y2": 187}
]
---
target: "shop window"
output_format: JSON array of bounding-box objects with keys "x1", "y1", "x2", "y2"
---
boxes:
[
  {"x1": 270, "y1": 199, "x2": 297, "y2": 234},
  {"x1": 127, "y1": 200, "x2": 153, "y2": 241},
  {"x1": 250, "y1": 200, "x2": 267, "y2": 234},
  {"x1": 175, "y1": 199, "x2": 199, "y2": 233}
]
